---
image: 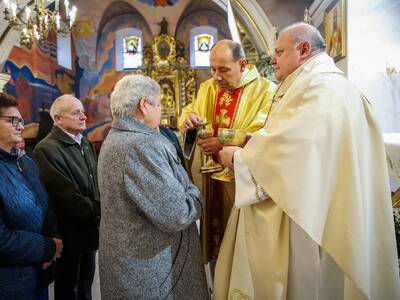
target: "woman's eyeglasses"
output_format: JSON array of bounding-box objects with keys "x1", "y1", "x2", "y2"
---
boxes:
[{"x1": 0, "y1": 115, "x2": 25, "y2": 127}]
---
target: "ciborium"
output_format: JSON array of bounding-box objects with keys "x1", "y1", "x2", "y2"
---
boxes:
[
  {"x1": 198, "y1": 123, "x2": 223, "y2": 173},
  {"x1": 211, "y1": 128, "x2": 247, "y2": 182}
]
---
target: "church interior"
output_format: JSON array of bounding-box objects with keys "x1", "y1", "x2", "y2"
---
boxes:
[{"x1": 0, "y1": 0, "x2": 399, "y2": 299}]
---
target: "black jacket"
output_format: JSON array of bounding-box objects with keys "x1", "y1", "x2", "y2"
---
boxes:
[{"x1": 33, "y1": 126, "x2": 100, "y2": 253}]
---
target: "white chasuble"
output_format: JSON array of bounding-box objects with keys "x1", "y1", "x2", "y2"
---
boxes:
[{"x1": 214, "y1": 53, "x2": 400, "y2": 300}]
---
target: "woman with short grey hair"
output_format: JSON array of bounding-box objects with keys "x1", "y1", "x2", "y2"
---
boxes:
[{"x1": 98, "y1": 75, "x2": 208, "y2": 299}]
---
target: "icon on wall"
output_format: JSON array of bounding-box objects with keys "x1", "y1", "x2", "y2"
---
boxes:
[
  {"x1": 197, "y1": 35, "x2": 211, "y2": 52},
  {"x1": 125, "y1": 36, "x2": 140, "y2": 55},
  {"x1": 324, "y1": 0, "x2": 346, "y2": 61}
]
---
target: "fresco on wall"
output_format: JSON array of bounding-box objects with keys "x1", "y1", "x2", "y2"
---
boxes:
[
  {"x1": 2, "y1": 39, "x2": 81, "y2": 138},
  {"x1": 80, "y1": 13, "x2": 152, "y2": 142}
]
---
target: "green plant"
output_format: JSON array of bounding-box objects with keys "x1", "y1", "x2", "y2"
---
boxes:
[{"x1": 256, "y1": 52, "x2": 276, "y2": 82}]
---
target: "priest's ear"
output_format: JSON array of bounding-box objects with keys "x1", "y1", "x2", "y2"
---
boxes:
[
  {"x1": 239, "y1": 58, "x2": 248, "y2": 72},
  {"x1": 298, "y1": 41, "x2": 312, "y2": 59}
]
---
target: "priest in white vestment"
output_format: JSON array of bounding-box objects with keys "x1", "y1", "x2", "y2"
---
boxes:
[{"x1": 214, "y1": 23, "x2": 400, "y2": 300}]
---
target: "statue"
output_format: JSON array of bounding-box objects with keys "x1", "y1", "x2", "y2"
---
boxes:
[
  {"x1": 158, "y1": 17, "x2": 168, "y2": 35},
  {"x1": 303, "y1": 8, "x2": 312, "y2": 24}
]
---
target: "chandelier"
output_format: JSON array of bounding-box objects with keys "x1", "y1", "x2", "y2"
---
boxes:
[{"x1": 2, "y1": 0, "x2": 77, "y2": 47}]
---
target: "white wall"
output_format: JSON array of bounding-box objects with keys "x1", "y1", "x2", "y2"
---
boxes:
[
  {"x1": 347, "y1": 0, "x2": 400, "y2": 132},
  {"x1": 310, "y1": 0, "x2": 400, "y2": 132}
]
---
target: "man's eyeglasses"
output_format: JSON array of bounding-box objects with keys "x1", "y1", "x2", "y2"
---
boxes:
[{"x1": 0, "y1": 115, "x2": 24, "y2": 127}]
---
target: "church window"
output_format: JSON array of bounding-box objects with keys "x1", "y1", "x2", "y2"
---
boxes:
[
  {"x1": 190, "y1": 26, "x2": 217, "y2": 69},
  {"x1": 115, "y1": 28, "x2": 143, "y2": 71},
  {"x1": 122, "y1": 35, "x2": 143, "y2": 69}
]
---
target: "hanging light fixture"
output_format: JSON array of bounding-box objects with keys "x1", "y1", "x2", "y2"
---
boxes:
[{"x1": 2, "y1": 0, "x2": 77, "y2": 47}]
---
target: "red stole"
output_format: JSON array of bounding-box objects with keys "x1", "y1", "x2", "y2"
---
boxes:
[{"x1": 213, "y1": 87, "x2": 244, "y2": 135}]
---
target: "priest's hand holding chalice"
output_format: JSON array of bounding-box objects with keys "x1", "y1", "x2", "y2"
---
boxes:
[
  {"x1": 197, "y1": 120, "x2": 223, "y2": 173},
  {"x1": 211, "y1": 128, "x2": 247, "y2": 182}
]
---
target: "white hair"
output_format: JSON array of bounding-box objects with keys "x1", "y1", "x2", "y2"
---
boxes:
[
  {"x1": 281, "y1": 22, "x2": 326, "y2": 55},
  {"x1": 111, "y1": 75, "x2": 160, "y2": 118},
  {"x1": 50, "y1": 94, "x2": 76, "y2": 120}
]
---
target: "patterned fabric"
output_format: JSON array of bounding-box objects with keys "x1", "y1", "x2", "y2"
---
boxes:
[
  {"x1": 0, "y1": 148, "x2": 56, "y2": 299},
  {"x1": 214, "y1": 87, "x2": 244, "y2": 130}
]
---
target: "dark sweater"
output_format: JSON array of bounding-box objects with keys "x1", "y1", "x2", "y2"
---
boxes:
[{"x1": 0, "y1": 148, "x2": 57, "y2": 298}]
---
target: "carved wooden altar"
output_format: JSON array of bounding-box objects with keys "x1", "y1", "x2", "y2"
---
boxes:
[{"x1": 143, "y1": 33, "x2": 195, "y2": 128}]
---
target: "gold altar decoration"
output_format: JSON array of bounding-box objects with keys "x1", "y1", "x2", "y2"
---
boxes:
[{"x1": 143, "y1": 19, "x2": 196, "y2": 128}]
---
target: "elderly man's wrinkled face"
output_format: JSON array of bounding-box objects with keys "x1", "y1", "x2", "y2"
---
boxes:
[
  {"x1": 210, "y1": 44, "x2": 246, "y2": 90},
  {"x1": 55, "y1": 97, "x2": 87, "y2": 135},
  {"x1": 271, "y1": 31, "x2": 303, "y2": 82},
  {"x1": 0, "y1": 106, "x2": 24, "y2": 151}
]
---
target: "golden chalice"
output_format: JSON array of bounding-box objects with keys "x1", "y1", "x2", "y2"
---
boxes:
[
  {"x1": 198, "y1": 123, "x2": 223, "y2": 173},
  {"x1": 211, "y1": 128, "x2": 247, "y2": 182}
]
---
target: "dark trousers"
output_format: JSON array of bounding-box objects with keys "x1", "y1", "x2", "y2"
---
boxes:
[{"x1": 54, "y1": 249, "x2": 96, "y2": 300}]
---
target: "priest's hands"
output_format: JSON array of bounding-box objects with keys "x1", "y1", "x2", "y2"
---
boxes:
[
  {"x1": 219, "y1": 146, "x2": 241, "y2": 168},
  {"x1": 198, "y1": 137, "x2": 222, "y2": 155},
  {"x1": 183, "y1": 113, "x2": 203, "y2": 130}
]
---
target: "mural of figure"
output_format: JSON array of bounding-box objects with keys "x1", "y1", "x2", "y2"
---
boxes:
[
  {"x1": 15, "y1": 73, "x2": 32, "y2": 120},
  {"x1": 55, "y1": 72, "x2": 75, "y2": 95},
  {"x1": 85, "y1": 92, "x2": 111, "y2": 126}
]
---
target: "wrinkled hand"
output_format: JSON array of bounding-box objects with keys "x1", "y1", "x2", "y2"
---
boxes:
[
  {"x1": 53, "y1": 238, "x2": 63, "y2": 259},
  {"x1": 198, "y1": 137, "x2": 222, "y2": 156},
  {"x1": 219, "y1": 146, "x2": 241, "y2": 168},
  {"x1": 183, "y1": 113, "x2": 203, "y2": 130},
  {"x1": 42, "y1": 238, "x2": 63, "y2": 269}
]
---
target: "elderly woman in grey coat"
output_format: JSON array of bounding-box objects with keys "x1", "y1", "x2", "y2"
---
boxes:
[{"x1": 98, "y1": 75, "x2": 208, "y2": 299}]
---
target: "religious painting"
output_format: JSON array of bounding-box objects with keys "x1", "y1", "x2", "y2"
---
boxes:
[
  {"x1": 152, "y1": 74, "x2": 180, "y2": 127},
  {"x1": 194, "y1": 33, "x2": 214, "y2": 68},
  {"x1": 324, "y1": 0, "x2": 346, "y2": 61},
  {"x1": 124, "y1": 36, "x2": 139, "y2": 54},
  {"x1": 197, "y1": 34, "x2": 211, "y2": 52},
  {"x1": 123, "y1": 35, "x2": 143, "y2": 69}
]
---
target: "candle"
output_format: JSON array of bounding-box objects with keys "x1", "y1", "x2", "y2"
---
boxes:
[
  {"x1": 10, "y1": 2, "x2": 17, "y2": 17},
  {"x1": 64, "y1": 0, "x2": 69, "y2": 16},
  {"x1": 25, "y1": 7, "x2": 31, "y2": 22},
  {"x1": 56, "y1": 12, "x2": 60, "y2": 29}
]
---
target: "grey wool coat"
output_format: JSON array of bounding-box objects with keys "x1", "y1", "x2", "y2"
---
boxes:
[{"x1": 97, "y1": 117, "x2": 208, "y2": 300}]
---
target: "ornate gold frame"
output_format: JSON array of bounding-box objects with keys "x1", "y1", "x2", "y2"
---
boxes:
[
  {"x1": 152, "y1": 34, "x2": 176, "y2": 65},
  {"x1": 324, "y1": 0, "x2": 346, "y2": 61}
]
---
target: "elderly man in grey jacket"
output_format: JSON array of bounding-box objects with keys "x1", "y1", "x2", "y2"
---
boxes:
[{"x1": 98, "y1": 74, "x2": 208, "y2": 299}]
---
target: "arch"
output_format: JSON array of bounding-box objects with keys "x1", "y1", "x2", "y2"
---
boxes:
[{"x1": 95, "y1": 1, "x2": 151, "y2": 62}]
